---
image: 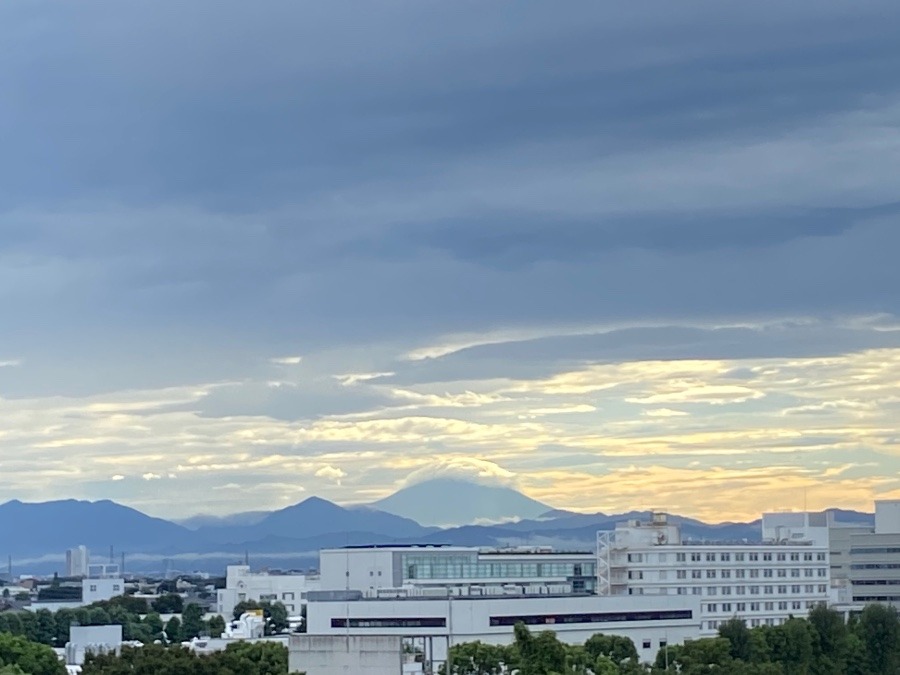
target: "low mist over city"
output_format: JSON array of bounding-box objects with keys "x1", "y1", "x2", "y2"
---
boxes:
[{"x1": 2, "y1": 2, "x2": 900, "y2": 674}]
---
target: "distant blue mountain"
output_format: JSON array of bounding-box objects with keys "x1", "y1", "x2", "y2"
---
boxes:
[
  {"x1": 0, "y1": 485, "x2": 876, "y2": 575},
  {"x1": 370, "y1": 478, "x2": 552, "y2": 526},
  {"x1": 0, "y1": 498, "x2": 197, "y2": 557}
]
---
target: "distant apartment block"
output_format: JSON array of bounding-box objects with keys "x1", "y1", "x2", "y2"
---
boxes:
[{"x1": 66, "y1": 545, "x2": 90, "y2": 578}]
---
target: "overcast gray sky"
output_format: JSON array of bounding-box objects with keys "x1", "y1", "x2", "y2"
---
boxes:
[{"x1": 2, "y1": 0, "x2": 900, "y2": 520}]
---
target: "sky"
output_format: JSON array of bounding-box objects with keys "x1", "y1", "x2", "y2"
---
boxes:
[{"x1": 2, "y1": 0, "x2": 900, "y2": 522}]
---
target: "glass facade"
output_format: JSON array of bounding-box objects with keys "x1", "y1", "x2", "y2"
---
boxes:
[{"x1": 401, "y1": 553, "x2": 595, "y2": 586}]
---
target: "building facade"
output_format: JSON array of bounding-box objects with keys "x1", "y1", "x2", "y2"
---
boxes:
[
  {"x1": 828, "y1": 500, "x2": 900, "y2": 608},
  {"x1": 306, "y1": 593, "x2": 700, "y2": 665},
  {"x1": 319, "y1": 545, "x2": 596, "y2": 597},
  {"x1": 65, "y1": 546, "x2": 90, "y2": 578},
  {"x1": 82, "y1": 577, "x2": 125, "y2": 605},
  {"x1": 597, "y1": 513, "x2": 830, "y2": 635},
  {"x1": 216, "y1": 565, "x2": 319, "y2": 619}
]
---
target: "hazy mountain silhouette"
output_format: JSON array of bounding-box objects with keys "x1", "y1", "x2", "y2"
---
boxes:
[
  {"x1": 370, "y1": 478, "x2": 552, "y2": 526},
  {"x1": 0, "y1": 498, "x2": 197, "y2": 557},
  {"x1": 0, "y1": 484, "x2": 876, "y2": 575}
]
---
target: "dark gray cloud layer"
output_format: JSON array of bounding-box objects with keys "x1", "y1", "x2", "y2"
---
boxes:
[{"x1": 1, "y1": 2, "x2": 899, "y2": 395}]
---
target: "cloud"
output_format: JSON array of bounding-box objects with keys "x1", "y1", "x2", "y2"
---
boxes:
[
  {"x1": 401, "y1": 458, "x2": 518, "y2": 489},
  {"x1": 110, "y1": 474, "x2": 125, "y2": 481},
  {"x1": 0, "y1": 0, "x2": 899, "y2": 520},
  {"x1": 270, "y1": 356, "x2": 303, "y2": 365}
]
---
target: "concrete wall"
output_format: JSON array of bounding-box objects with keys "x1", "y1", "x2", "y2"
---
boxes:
[
  {"x1": 82, "y1": 578, "x2": 124, "y2": 605},
  {"x1": 289, "y1": 634, "x2": 403, "y2": 675},
  {"x1": 876, "y1": 500, "x2": 900, "y2": 535}
]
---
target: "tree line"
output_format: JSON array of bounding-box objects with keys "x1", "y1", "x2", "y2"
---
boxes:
[
  {"x1": 444, "y1": 603, "x2": 900, "y2": 675},
  {"x1": 0, "y1": 595, "x2": 231, "y2": 647}
]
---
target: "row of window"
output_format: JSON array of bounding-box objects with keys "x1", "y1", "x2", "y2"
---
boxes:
[
  {"x1": 332, "y1": 617, "x2": 447, "y2": 628},
  {"x1": 707, "y1": 618, "x2": 788, "y2": 629},
  {"x1": 657, "y1": 551, "x2": 826, "y2": 563},
  {"x1": 669, "y1": 568, "x2": 826, "y2": 580},
  {"x1": 670, "y1": 584, "x2": 828, "y2": 596},
  {"x1": 488, "y1": 609, "x2": 694, "y2": 627},
  {"x1": 853, "y1": 595, "x2": 900, "y2": 603},
  {"x1": 705, "y1": 600, "x2": 817, "y2": 613},
  {"x1": 851, "y1": 563, "x2": 900, "y2": 570},
  {"x1": 849, "y1": 547, "x2": 900, "y2": 555},
  {"x1": 403, "y1": 556, "x2": 595, "y2": 580}
]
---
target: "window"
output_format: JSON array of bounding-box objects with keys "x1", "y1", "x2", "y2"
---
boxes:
[
  {"x1": 627, "y1": 553, "x2": 643, "y2": 563},
  {"x1": 736, "y1": 586, "x2": 746, "y2": 594},
  {"x1": 763, "y1": 553, "x2": 772, "y2": 562},
  {"x1": 736, "y1": 569, "x2": 746, "y2": 578},
  {"x1": 708, "y1": 604, "x2": 717, "y2": 612},
  {"x1": 707, "y1": 587, "x2": 718, "y2": 596},
  {"x1": 722, "y1": 587, "x2": 732, "y2": 595},
  {"x1": 804, "y1": 569, "x2": 813, "y2": 577},
  {"x1": 792, "y1": 585, "x2": 801, "y2": 594},
  {"x1": 659, "y1": 553, "x2": 668, "y2": 563},
  {"x1": 778, "y1": 601, "x2": 788, "y2": 610},
  {"x1": 677, "y1": 587, "x2": 687, "y2": 595},
  {"x1": 764, "y1": 586, "x2": 773, "y2": 595},
  {"x1": 113, "y1": 585, "x2": 120, "y2": 592},
  {"x1": 791, "y1": 569, "x2": 800, "y2": 578},
  {"x1": 737, "y1": 603, "x2": 746, "y2": 611},
  {"x1": 487, "y1": 610, "x2": 694, "y2": 627},
  {"x1": 750, "y1": 569, "x2": 759, "y2": 578},
  {"x1": 692, "y1": 570, "x2": 702, "y2": 579},
  {"x1": 722, "y1": 603, "x2": 732, "y2": 612},
  {"x1": 677, "y1": 570, "x2": 687, "y2": 579},
  {"x1": 721, "y1": 553, "x2": 731, "y2": 562},
  {"x1": 778, "y1": 586, "x2": 788, "y2": 594},
  {"x1": 691, "y1": 553, "x2": 702, "y2": 562},
  {"x1": 777, "y1": 553, "x2": 786, "y2": 562},
  {"x1": 721, "y1": 570, "x2": 731, "y2": 579},
  {"x1": 660, "y1": 640, "x2": 668, "y2": 648},
  {"x1": 777, "y1": 569, "x2": 786, "y2": 578},
  {"x1": 90, "y1": 585, "x2": 97, "y2": 592},
  {"x1": 764, "y1": 569, "x2": 773, "y2": 578},
  {"x1": 817, "y1": 569, "x2": 827, "y2": 577},
  {"x1": 749, "y1": 553, "x2": 759, "y2": 562},
  {"x1": 804, "y1": 553, "x2": 813, "y2": 562},
  {"x1": 765, "y1": 602, "x2": 774, "y2": 611},
  {"x1": 706, "y1": 570, "x2": 717, "y2": 579},
  {"x1": 792, "y1": 601, "x2": 802, "y2": 610},
  {"x1": 333, "y1": 617, "x2": 446, "y2": 629},
  {"x1": 750, "y1": 586, "x2": 760, "y2": 595},
  {"x1": 805, "y1": 585, "x2": 814, "y2": 593},
  {"x1": 706, "y1": 553, "x2": 716, "y2": 562},
  {"x1": 790, "y1": 553, "x2": 800, "y2": 562},
  {"x1": 735, "y1": 553, "x2": 745, "y2": 562},
  {"x1": 676, "y1": 553, "x2": 686, "y2": 562},
  {"x1": 818, "y1": 585, "x2": 828, "y2": 593},
  {"x1": 693, "y1": 588, "x2": 702, "y2": 595},
  {"x1": 750, "y1": 602, "x2": 760, "y2": 611},
  {"x1": 283, "y1": 592, "x2": 295, "y2": 601},
  {"x1": 643, "y1": 640, "x2": 651, "y2": 650},
  {"x1": 817, "y1": 553, "x2": 826, "y2": 561}
]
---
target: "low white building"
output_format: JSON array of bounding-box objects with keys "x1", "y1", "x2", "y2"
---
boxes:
[
  {"x1": 306, "y1": 592, "x2": 699, "y2": 665},
  {"x1": 65, "y1": 625, "x2": 122, "y2": 666},
  {"x1": 82, "y1": 578, "x2": 125, "y2": 605},
  {"x1": 216, "y1": 565, "x2": 319, "y2": 618},
  {"x1": 597, "y1": 512, "x2": 830, "y2": 635}
]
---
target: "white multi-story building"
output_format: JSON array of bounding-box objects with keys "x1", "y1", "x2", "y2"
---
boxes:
[
  {"x1": 216, "y1": 566, "x2": 319, "y2": 619},
  {"x1": 597, "y1": 512, "x2": 830, "y2": 635},
  {"x1": 66, "y1": 546, "x2": 90, "y2": 578},
  {"x1": 82, "y1": 577, "x2": 125, "y2": 605}
]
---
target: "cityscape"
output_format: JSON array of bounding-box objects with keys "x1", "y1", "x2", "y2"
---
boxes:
[{"x1": 3, "y1": 0, "x2": 900, "y2": 674}]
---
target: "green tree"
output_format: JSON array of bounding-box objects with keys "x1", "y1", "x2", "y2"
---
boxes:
[
  {"x1": 807, "y1": 604, "x2": 849, "y2": 675},
  {"x1": 181, "y1": 603, "x2": 205, "y2": 640},
  {"x1": 207, "y1": 614, "x2": 226, "y2": 638},
  {"x1": 511, "y1": 623, "x2": 567, "y2": 675},
  {"x1": 143, "y1": 611, "x2": 164, "y2": 640},
  {"x1": 719, "y1": 617, "x2": 753, "y2": 662},
  {"x1": 151, "y1": 593, "x2": 184, "y2": 614},
  {"x1": 444, "y1": 640, "x2": 508, "y2": 674},
  {"x1": 164, "y1": 616, "x2": 182, "y2": 643},
  {"x1": 0, "y1": 633, "x2": 66, "y2": 675},
  {"x1": 855, "y1": 603, "x2": 900, "y2": 675},
  {"x1": 584, "y1": 633, "x2": 639, "y2": 666}
]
